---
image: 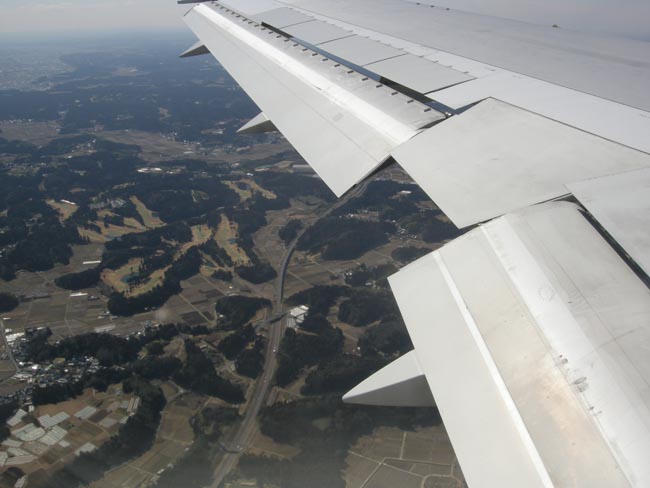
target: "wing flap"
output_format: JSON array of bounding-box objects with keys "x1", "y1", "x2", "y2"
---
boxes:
[
  {"x1": 365, "y1": 53, "x2": 473, "y2": 94},
  {"x1": 315, "y1": 35, "x2": 404, "y2": 66},
  {"x1": 282, "y1": 19, "x2": 354, "y2": 45},
  {"x1": 391, "y1": 98, "x2": 650, "y2": 227},
  {"x1": 389, "y1": 201, "x2": 650, "y2": 487},
  {"x1": 568, "y1": 168, "x2": 650, "y2": 278},
  {"x1": 431, "y1": 72, "x2": 650, "y2": 155},
  {"x1": 254, "y1": 6, "x2": 313, "y2": 27}
]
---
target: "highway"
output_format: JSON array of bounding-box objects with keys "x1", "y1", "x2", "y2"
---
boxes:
[{"x1": 209, "y1": 179, "x2": 371, "y2": 487}]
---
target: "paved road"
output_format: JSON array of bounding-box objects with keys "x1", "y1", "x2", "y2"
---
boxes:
[{"x1": 209, "y1": 180, "x2": 371, "y2": 487}]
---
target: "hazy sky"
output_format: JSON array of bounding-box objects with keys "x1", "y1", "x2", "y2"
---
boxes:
[
  {"x1": 0, "y1": 0, "x2": 190, "y2": 34},
  {"x1": 1, "y1": 0, "x2": 650, "y2": 40}
]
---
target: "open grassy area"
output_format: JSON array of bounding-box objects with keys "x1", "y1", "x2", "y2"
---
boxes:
[
  {"x1": 178, "y1": 225, "x2": 212, "y2": 257},
  {"x1": 245, "y1": 179, "x2": 276, "y2": 200},
  {"x1": 130, "y1": 196, "x2": 164, "y2": 228},
  {"x1": 101, "y1": 258, "x2": 144, "y2": 294},
  {"x1": 78, "y1": 218, "x2": 147, "y2": 244},
  {"x1": 128, "y1": 268, "x2": 168, "y2": 297},
  {"x1": 78, "y1": 226, "x2": 109, "y2": 244},
  {"x1": 215, "y1": 215, "x2": 250, "y2": 266},
  {"x1": 225, "y1": 179, "x2": 277, "y2": 202},
  {"x1": 46, "y1": 200, "x2": 79, "y2": 221},
  {"x1": 225, "y1": 181, "x2": 251, "y2": 202},
  {"x1": 100, "y1": 225, "x2": 210, "y2": 298}
]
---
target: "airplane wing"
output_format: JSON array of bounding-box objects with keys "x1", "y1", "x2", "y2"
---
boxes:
[{"x1": 179, "y1": 1, "x2": 650, "y2": 486}]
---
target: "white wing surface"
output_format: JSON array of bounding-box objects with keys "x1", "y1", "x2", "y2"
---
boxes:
[{"x1": 180, "y1": 1, "x2": 650, "y2": 486}]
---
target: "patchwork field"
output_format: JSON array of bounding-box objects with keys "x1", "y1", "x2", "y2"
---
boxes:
[
  {"x1": 344, "y1": 426, "x2": 465, "y2": 488},
  {"x1": 1, "y1": 386, "x2": 137, "y2": 482},
  {"x1": 89, "y1": 388, "x2": 204, "y2": 488}
]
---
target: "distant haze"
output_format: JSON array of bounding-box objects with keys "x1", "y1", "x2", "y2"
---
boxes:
[
  {"x1": 0, "y1": 0, "x2": 189, "y2": 34},
  {"x1": 1, "y1": 0, "x2": 650, "y2": 41}
]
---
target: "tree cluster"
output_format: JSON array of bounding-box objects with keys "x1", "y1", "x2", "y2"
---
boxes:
[
  {"x1": 301, "y1": 354, "x2": 388, "y2": 396},
  {"x1": 0, "y1": 401, "x2": 18, "y2": 443},
  {"x1": 24, "y1": 324, "x2": 180, "y2": 365},
  {"x1": 297, "y1": 217, "x2": 395, "y2": 261},
  {"x1": 333, "y1": 180, "x2": 427, "y2": 221},
  {"x1": 217, "y1": 324, "x2": 255, "y2": 360},
  {"x1": 235, "y1": 337, "x2": 266, "y2": 378},
  {"x1": 337, "y1": 288, "x2": 400, "y2": 327},
  {"x1": 278, "y1": 219, "x2": 303, "y2": 244},
  {"x1": 357, "y1": 316, "x2": 413, "y2": 357},
  {"x1": 275, "y1": 325, "x2": 343, "y2": 387},
  {"x1": 173, "y1": 339, "x2": 244, "y2": 403},
  {"x1": 401, "y1": 211, "x2": 461, "y2": 243},
  {"x1": 214, "y1": 295, "x2": 271, "y2": 329},
  {"x1": 54, "y1": 266, "x2": 102, "y2": 291},
  {"x1": 0, "y1": 292, "x2": 19, "y2": 313},
  {"x1": 285, "y1": 285, "x2": 350, "y2": 316},
  {"x1": 391, "y1": 245, "x2": 432, "y2": 264},
  {"x1": 344, "y1": 263, "x2": 398, "y2": 288}
]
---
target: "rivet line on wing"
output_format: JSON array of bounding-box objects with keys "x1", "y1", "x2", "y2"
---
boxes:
[{"x1": 195, "y1": 3, "x2": 417, "y2": 146}]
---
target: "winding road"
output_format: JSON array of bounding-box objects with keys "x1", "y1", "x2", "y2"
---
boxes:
[{"x1": 210, "y1": 179, "x2": 371, "y2": 487}]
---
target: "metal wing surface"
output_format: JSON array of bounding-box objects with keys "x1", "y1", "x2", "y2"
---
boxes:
[{"x1": 180, "y1": 1, "x2": 650, "y2": 486}]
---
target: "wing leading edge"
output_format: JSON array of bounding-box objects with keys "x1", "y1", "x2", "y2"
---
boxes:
[{"x1": 183, "y1": 2, "x2": 444, "y2": 197}]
